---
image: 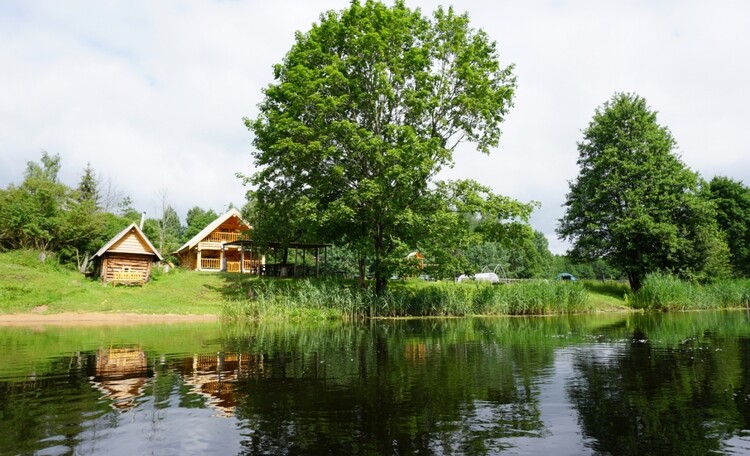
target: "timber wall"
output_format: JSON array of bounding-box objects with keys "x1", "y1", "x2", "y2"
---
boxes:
[{"x1": 100, "y1": 253, "x2": 153, "y2": 283}]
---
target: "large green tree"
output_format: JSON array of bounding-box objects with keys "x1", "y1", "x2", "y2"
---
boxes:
[
  {"x1": 245, "y1": 0, "x2": 516, "y2": 294},
  {"x1": 183, "y1": 206, "x2": 219, "y2": 243},
  {"x1": 0, "y1": 152, "x2": 69, "y2": 252},
  {"x1": 705, "y1": 176, "x2": 750, "y2": 277},
  {"x1": 557, "y1": 93, "x2": 730, "y2": 290}
]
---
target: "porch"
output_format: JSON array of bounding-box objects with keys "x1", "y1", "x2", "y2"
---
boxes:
[{"x1": 224, "y1": 240, "x2": 329, "y2": 278}]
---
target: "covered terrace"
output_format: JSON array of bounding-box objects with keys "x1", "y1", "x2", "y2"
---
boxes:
[{"x1": 223, "y1": 240, "x2": 329, "y2": 278}]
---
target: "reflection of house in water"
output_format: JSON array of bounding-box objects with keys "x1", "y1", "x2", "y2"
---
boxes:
[
  {"x1": 90, "y1": 347, "x2": 151, "y2": 411},
  {"x1": 404, "y1": 342, "x2": 428, "y2": 364},
  {"x1": 175, "y1": 352, "x2": 266, "y2": 417}
]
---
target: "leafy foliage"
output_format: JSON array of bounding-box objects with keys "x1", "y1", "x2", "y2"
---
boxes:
[
  {"x1": 0, "y1": 153, "x2": 170, "y2": 271},
  {"x1": 705, "y1": 176, "x2": 750, "y2": 277},
  {"x1": 245, "y1": 0, "x2": 517, "y2": 294},
  {"x1": 183, "y1": 206, "x2": 219, "y2": 243},
  {"x1": 143, "y1": 205, "x2": 183, "y2": 260},
  {"x1": 558, "y1": 93, "x2": 731, "y2": 289}
]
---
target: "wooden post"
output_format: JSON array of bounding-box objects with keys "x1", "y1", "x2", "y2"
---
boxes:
[
  {"x1": 220, "y1": 245, "x2": 226, "y2": 272},
  {"x1": 240, "y1": 245, "x2": 245, "y2": 273},
  {"x1": 315, "y1": 247, "x2": 320, "y2": 277},
  {"x1": 249, "y1": 245, "x2": 255, "y2": 275},
  {"x1": 197, "y1": 249, "x2": 202, "y2": 271}
]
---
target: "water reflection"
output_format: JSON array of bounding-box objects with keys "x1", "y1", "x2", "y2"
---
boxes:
[
  {"x1": 567, "y1": 314, "x2": 750, "y2": 456},
  {"x1": 0, "y1": 313, "x2": 749, "y2": 455},
  {"x1": 92, "y1": 347, "x2": 151, "y2": 411}
]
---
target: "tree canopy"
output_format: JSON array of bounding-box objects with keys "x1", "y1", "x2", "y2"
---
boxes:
[
  {"x1": 705, "y1": 176, "x2": 750, "y2": 277},
  {"x1": 557, "y1": 93, "x2": 730, "y2": 289},
  {"x1": 245, "y1": 0, "x2": 518, "y2": 293}
]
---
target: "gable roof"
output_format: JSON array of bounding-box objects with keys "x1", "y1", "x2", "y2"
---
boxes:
[
  {"x1": 92, "y1": 223, "x2": 163, "y2": 261},
  {"x1": 175, "y1": 208, "x2": 251, "y2": 254}
]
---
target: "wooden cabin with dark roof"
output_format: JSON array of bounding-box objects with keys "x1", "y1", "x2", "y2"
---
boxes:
[{"x1": 91, "y1": 223, "x2": 163, "y2": 285}]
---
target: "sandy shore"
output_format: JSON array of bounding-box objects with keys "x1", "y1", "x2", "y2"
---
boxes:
[{"x1": 0, "y1": 312, "x2": 220, "y2": 326}]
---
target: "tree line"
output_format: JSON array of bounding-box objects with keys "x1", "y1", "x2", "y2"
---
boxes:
[
  {"x1": 0, "y1": 151, "x2": 619, "y2": 281},
  {"x1": 0, "y1": 152, "x2": 226, "y2": 270}
]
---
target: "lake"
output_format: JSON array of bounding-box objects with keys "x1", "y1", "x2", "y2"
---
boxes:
[{"x1": 1, "y1": 312, "x2": 750, "y2": 455}]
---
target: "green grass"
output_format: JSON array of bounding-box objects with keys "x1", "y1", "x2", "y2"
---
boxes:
[
  {"x1": 0, "y1": 250, "x2": 628, "y2": 320},
  {"x1": 581, "y1": 280, "x2": 631, "y2": 310},
  {"x1": 0, "y1": 250, "x2": 226, "y2": 315},
  {"x1": 631, "y1": 273, "x2": 750, "y2": 311},
  {"x1": 222, "y1": 278, "x2": 598, "y2": 321}
]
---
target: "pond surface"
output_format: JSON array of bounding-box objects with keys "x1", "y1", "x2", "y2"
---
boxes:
[{"x1": 2, "y1": 312, "x2": 750, "y2": 455}]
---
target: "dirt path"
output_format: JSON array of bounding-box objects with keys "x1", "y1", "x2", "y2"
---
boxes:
[{"x1": 0, "y1": 312, "x2": 219, "y2": 326}]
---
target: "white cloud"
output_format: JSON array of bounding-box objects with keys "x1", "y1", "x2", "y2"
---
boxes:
[{"x1": 1, "y1": 0, "x2": 749, "y2": 255}]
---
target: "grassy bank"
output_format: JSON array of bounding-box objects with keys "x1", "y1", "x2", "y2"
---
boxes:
[
  {"x1": 0, "y1": 250, "x2": 227, "y2": 315},
  {"x1": 1, "y1": 250, "x2": 629, "y2": 320},
  {"x1": 5, "y1": 249, "x2": 750, "y2": 321}
]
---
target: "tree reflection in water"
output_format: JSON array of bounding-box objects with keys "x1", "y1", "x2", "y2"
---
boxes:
[
  {"x1": 1, "y1": 313, "x2": 750, "y2": 455},
  {"x1": 567, "y1": 315, "x2": 750, "y2": 456}
]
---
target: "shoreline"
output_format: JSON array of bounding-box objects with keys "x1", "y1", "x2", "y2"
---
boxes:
[{"x1": 0, "y1": 312, "x2": 220, "y2": 327}]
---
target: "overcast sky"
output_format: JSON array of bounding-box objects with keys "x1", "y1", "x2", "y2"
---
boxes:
[{"x1": 1, "y1": 1, "x2": 748, "y2": 254}]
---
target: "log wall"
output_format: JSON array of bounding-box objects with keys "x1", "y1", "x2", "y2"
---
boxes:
[{"x1": 101, "y1": 253, "x2": 154, "y2": 284}]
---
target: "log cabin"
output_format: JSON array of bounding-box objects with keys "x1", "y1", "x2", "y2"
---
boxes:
[
  {"x1": 175, "y1": 208, "x2": 264, "y2": 273},
  {"x1": 91, "y1": 223, "x2": 163, "y2": 284}
]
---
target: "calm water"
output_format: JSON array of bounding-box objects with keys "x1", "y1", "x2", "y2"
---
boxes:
[{"x1": 1, "y1": 312, "x2": 750, "y2": 455}]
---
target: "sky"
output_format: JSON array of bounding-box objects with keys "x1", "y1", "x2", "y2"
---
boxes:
[{"x1": 1, "y1": 1, "x2": 749, "y2": 254}]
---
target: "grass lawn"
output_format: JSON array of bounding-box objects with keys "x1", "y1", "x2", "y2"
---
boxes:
[
  {"x1": 580, "y1": 280, "x2": 632, "y2": 311},
  {"x1": 0, "y1": 250, "x2": 236, "y2": 315},
  {"x1": 0, "y1": 250, "x2": 632, "y2": 317}
]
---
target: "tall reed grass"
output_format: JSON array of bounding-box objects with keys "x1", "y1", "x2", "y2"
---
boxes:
[
  {"x1": 222, "y1": 279, "x2": 592, "y2": 322},
  {"x1": 631, "y1": 273, "x2": 750, "y2": 311}
]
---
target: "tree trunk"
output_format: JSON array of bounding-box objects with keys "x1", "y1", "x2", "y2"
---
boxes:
[
  {"x1": 76, "y1": 250, "x2": 91, "y2": 273},
  {"x1": 375, "y1": 273, "x2": 387, "y2": 296},
  {"x1": 357, "y1": 258, "x2": 366, "y2": 290},
  {"x1": 373, "y1": 224, "x2": 387, "y2": 296},
  {"x1": 628, "y1": 272, "x2": 642, "y2": 291}
]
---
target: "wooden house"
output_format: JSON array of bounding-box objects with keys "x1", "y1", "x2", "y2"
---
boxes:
[
  {"x1": 406, "y1": 251, "x2": 425, "y2": 269},
  {"x1": 175, "y1": 208, "x2": 263, "y2": 273},
  {"x1": 92, "y1": 223, "x2": 163, "y2": 284}
]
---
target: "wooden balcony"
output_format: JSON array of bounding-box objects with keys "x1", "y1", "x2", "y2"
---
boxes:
[{"x1": 204, "y1": 231, "x2": 247, "y2": 243}]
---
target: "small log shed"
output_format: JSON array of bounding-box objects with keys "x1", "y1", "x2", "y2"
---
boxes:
[{"x1": 91, "y1": 223, "x2": 163, "y2": 285}]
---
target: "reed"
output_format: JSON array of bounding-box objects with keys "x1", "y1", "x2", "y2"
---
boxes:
[
  {"x1": 631, "y1": 273, "x2": 750, "y2": 311},
  {"x1": 222, "y1": 278, "x2": 593, "y2": 321}
]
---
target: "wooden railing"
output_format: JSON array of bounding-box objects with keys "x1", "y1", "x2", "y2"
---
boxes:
[
  {"x1": 204, "y1": 231, "x2": 247, "y2": 243},
  {"x1": 201, "y1": 258, "x2": 220, "y2": 270},
  {"x1": 112, "y1": 271, "x2": 144, "y2": 285},
  {"x1": 226, "y1": 260, "x2": 262, "y2": 273}
]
